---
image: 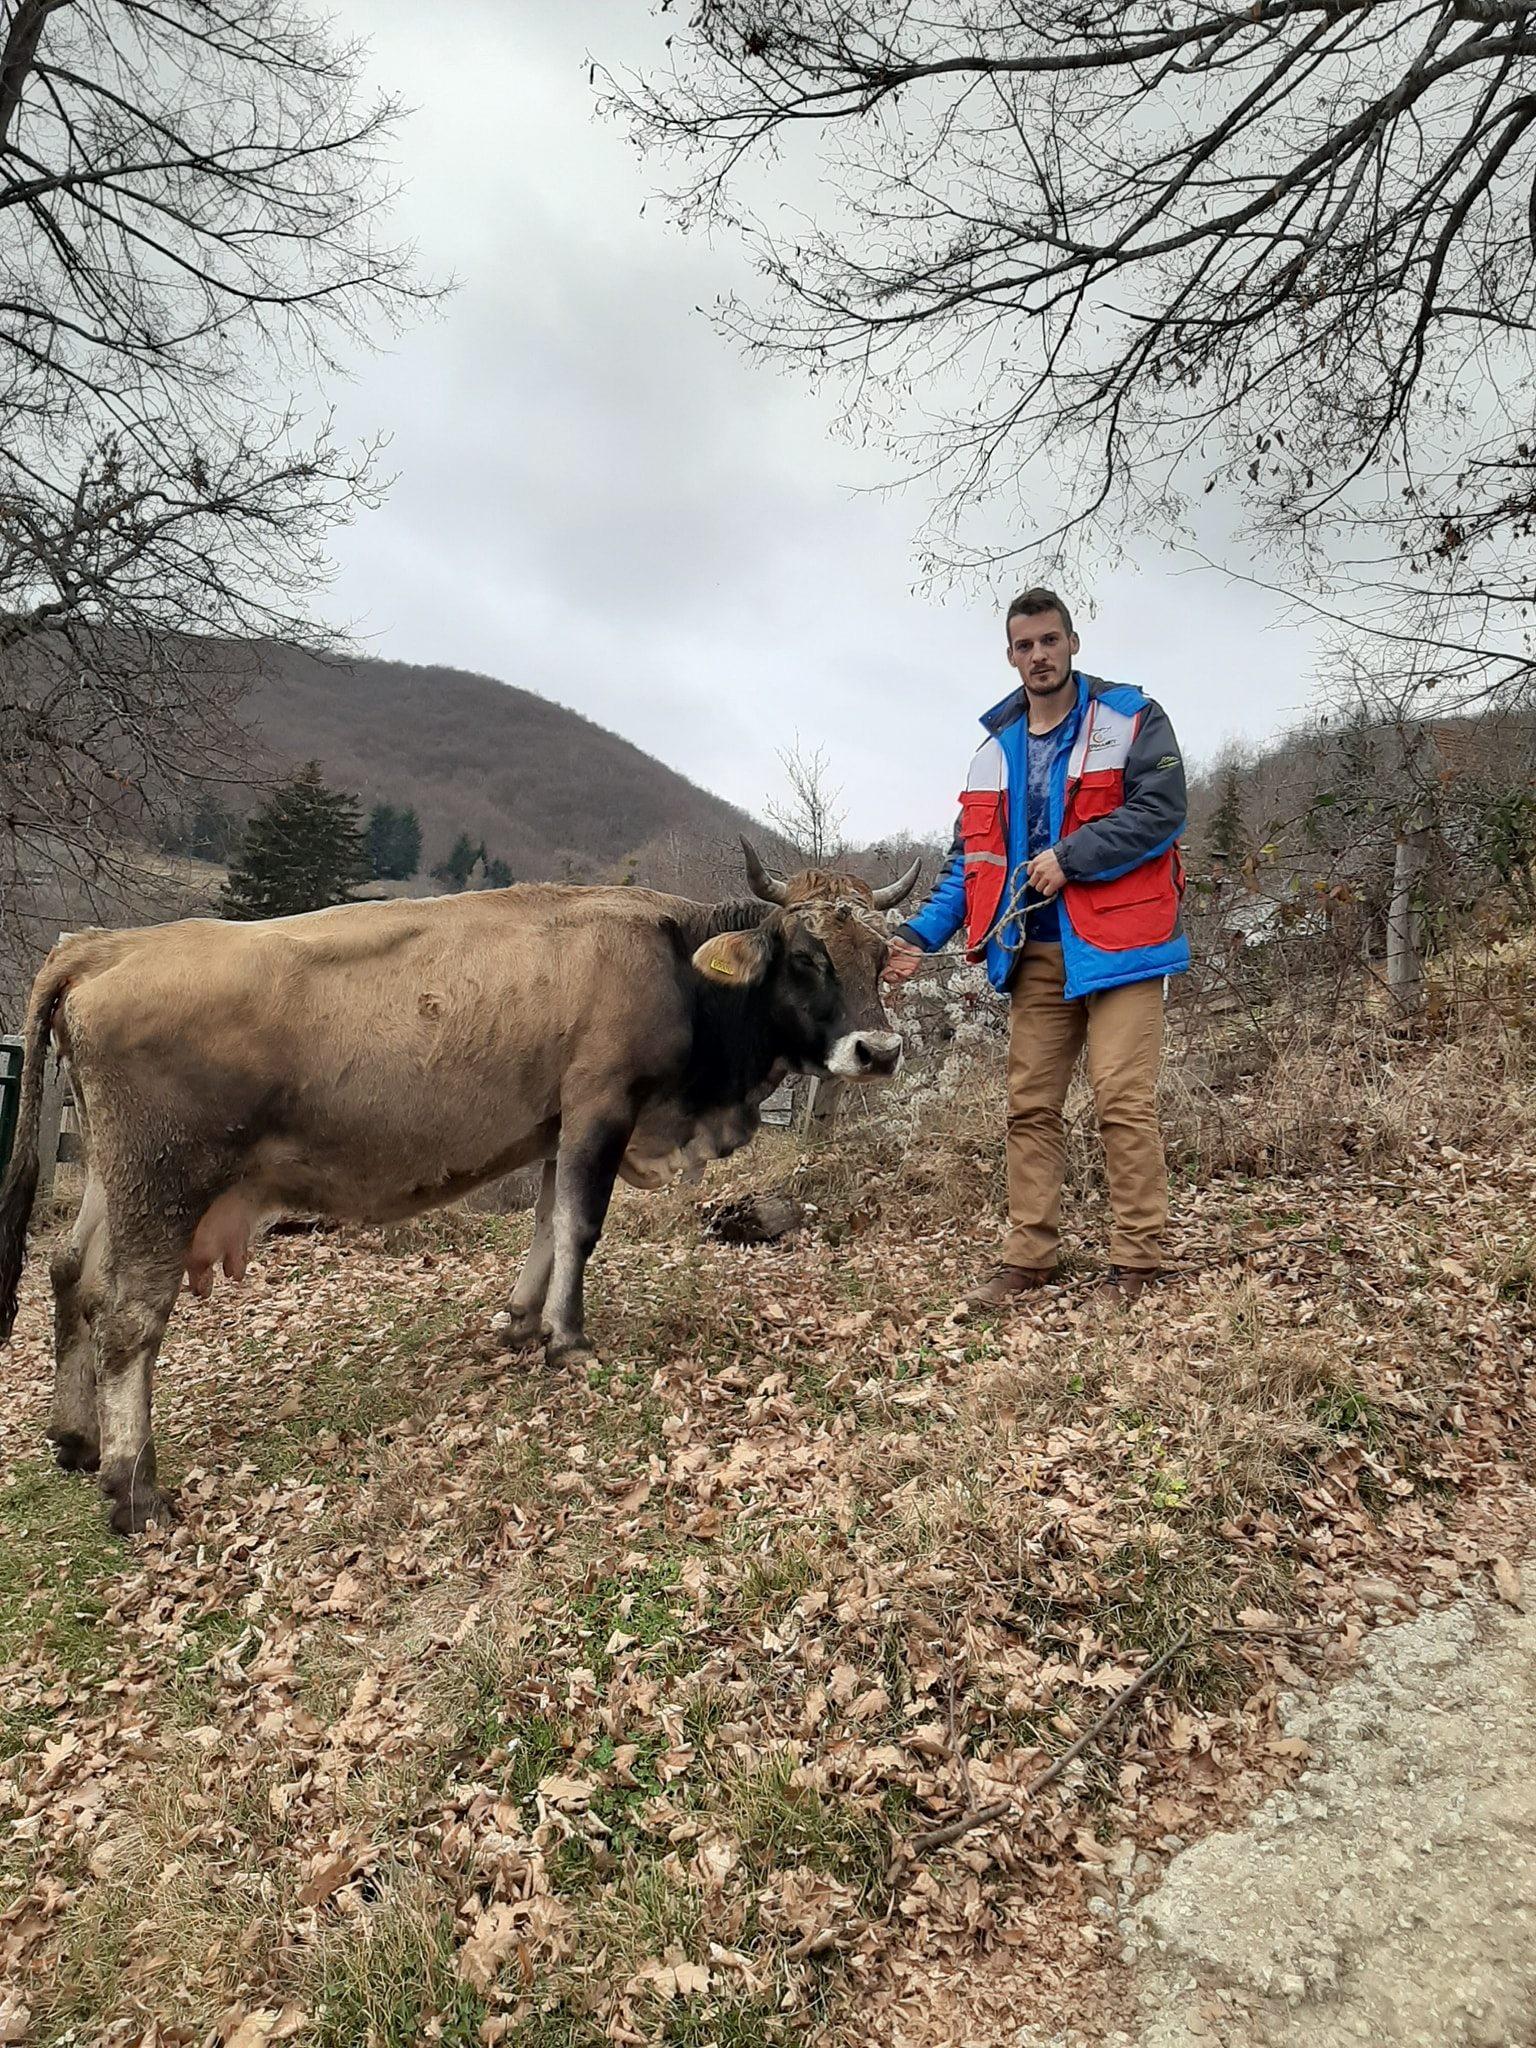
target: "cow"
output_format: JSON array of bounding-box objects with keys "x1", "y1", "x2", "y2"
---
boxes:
[{"x1": 0, "y1": 840, "x2": 919, "y2": 1535}]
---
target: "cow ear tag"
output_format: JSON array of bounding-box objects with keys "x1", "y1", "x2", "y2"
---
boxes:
[{"x1": 692, "y1": 930, "x2": 768, "y2": 986}]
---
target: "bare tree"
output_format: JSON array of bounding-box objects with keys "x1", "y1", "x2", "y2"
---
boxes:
[
  {"x1": 607, "y1": 4, "x2": 1536, "y2": 697},
  {"x1": 764, "y1": 736, "x2": 848, "y2": 864},
  {"x1": 0, "y1": 0, "x2": 432, "y2": 989}
]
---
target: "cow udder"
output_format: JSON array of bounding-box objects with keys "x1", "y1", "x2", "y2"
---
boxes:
[{"x1": 186, "y1": 1190, "x2": 271, "y2": 1296}]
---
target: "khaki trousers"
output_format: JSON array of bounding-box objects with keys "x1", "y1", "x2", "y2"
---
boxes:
[{"x1": 1003, "y1": 943, "x2": 1168, "y2": 1272}]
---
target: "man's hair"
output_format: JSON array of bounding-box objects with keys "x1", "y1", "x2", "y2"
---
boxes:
[{"x1": 1005, "y1": 586, "x2": 1074, "y2": 640}]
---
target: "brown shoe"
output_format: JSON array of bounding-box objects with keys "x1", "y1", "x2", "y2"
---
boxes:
[
  {"x1": 962, "y1": 1264, "x2": 1055, "y2": 1311},
  {"x1": 1099, "y1": 1267, "x2": 1162, "y2": 1302}
]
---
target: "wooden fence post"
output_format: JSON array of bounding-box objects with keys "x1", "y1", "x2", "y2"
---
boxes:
[{"x1": 37, "y1": 1053, "x2": 66, "y2": 1201}]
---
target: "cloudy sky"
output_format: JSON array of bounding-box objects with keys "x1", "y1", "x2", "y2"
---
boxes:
[{"x1": 323, "y1": 1, "x2": 1322, "y2": 842}]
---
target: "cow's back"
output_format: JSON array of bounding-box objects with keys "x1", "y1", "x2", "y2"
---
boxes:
[{"x1": 56, "y1": 888, "x2": 695, "y2": 1219}]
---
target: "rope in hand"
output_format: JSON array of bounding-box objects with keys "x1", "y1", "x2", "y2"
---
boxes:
[{"x1": 975, "y1": 861, "x2": 1056, "y2": 956}]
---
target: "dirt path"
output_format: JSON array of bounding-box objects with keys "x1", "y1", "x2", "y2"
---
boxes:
[{"x1": 1058, "y1": 1561, "x2": 1536, "y2": 2048}]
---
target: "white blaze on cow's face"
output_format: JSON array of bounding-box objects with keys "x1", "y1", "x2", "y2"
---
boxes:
[
  {"x1": 736, "y1": 841, "x2": 920, "y2": 1084},
  {"x1": 794, "y1": 902, "x2": 904, "y2": 1082},
  {"x1": 824, "y1": 1027, "x2": 903, "y2": 1081}
]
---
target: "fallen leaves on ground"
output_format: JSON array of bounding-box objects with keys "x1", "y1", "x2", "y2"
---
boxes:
[{"x1": 0, "y1": 1038, "x2": 1533, "y2": 2047}]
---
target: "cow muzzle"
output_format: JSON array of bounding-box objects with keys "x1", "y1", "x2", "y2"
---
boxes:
[{"x1": 825, "y1": 1029, "x2": 904, "y2": 1081}]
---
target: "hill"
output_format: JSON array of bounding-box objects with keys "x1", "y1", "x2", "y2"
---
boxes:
[{"x1": 239, "y1": 646, "x2": 760, "y2": 891}]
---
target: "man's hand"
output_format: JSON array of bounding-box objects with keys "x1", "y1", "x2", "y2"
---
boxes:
[
  {"x1": 1026, "y1": 849, "x2": 1066, "y2": 899},
  {"x1": 882, "y1": 939, "x2": 925, "y2": 987}
]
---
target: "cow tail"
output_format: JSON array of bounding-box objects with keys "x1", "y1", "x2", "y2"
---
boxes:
[{"x1": 0, "y1": 949, "x2": 76, "y2": 1344}]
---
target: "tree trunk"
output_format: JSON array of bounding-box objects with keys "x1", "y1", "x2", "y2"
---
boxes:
[{"x1": 1386, "y1": 798, "x2": 1431, "y2": 1024}]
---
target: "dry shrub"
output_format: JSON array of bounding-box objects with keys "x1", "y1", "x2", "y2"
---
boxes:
[
  {"x1": 1164, "y1": 951, "x2": 1536, "y2": 1178},
  {"x1": 632, "y1": 935, "x2": 1536, "y2": 1241}
]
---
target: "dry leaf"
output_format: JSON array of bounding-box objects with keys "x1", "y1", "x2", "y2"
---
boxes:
[
  {"x1": 325, "y1": 1569, "x2": 366, "y2": 1614},
  {"x1": 457, "y1": 1904, "x2": 522, "y2": 1992},
  {"x1": 297, "y1": 1849, "x2": 355, "y2": 1909},
  {"x1": 537, "y1": 1774, "x2": 596, "y2": 1807},
  {"x1": 1491, "y1": 1555, "x2": 1524, "y2": 1609},
  {"x1": 223, "y1": 2011, "x2": 282, "y2": 2048},
  {"x1": 847, "y1": 1686, "x2": 890, "y2": 1722}
]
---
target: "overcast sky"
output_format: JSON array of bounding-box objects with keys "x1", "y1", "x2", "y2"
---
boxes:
[{"x1": 323, "y1": 1, "x2": 1323, "y2": 843}]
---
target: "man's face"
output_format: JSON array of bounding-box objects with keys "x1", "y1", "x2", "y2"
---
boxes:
[{"x1": 1006, "y1": 608, "x2": 1080, "y2": 697}]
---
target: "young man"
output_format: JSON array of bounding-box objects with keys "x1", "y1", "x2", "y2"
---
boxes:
[{"x1": 884, "y1": 589, "x2": 1188, "y2": 1304}]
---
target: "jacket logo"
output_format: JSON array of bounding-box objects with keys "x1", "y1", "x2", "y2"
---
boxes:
[{"x1": 1087, "y1": 728, "x2": 1118, "y2": 752}]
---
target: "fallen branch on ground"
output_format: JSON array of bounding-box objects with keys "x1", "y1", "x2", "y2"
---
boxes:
[
  {"x1": 907, "y1": 1617, "x2": 1339, "y2": 1857},
  {"x1": 907, "y1": 1633, "x2": 1192, "y2": 1856}
]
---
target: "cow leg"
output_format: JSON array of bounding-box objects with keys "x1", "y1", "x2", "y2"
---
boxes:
[
  {"x1": 92, "y1": 1242, "x2": 183, "y2": 1537},
  {"x1": 47, "y1": 1173, "x2": 107, "y2": 1473},
  {"x1": 503, "y1": 1159, "x2": 557, "y2": 1347},
  {"x1": 542, "y1": 1111, "x2": 631, "y2": 1367}
]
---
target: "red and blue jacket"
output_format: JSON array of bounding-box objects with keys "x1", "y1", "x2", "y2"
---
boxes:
[{"x1": 897, "y1": 673, "x2": 1189, "y2": 999}]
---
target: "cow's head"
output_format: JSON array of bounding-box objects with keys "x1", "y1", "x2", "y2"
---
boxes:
[{"x1": 691, "y1": 839, "x2": 922, "y2": 1081}]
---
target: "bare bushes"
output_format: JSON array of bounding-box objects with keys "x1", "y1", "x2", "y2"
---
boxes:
[
  {"x1": 1167, "y1": 931, "x2": 1536, "y2": 1180},
  {"x1": 629, "y1": 933, "x2": 1536, "y2": 1249}
]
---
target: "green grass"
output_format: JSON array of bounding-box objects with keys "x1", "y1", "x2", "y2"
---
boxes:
[
  {"x1": 730, "y1": 1752, "x2": 892, "y2": 1905},
  {"x1": 1310, "y1": 1379, "x2": 1386, "y2": 1442},
  {"x1": 658, "y1": 2000, "x2": 793, "y2": 2047},
  {"x1": 1481, "y1": 1232, "x2": 1536, "y2": 1302},
  {"x1": 244, "y1": 1293, "x2": 466, "y2": 1480},
  {"x1": 0, "y1": 1459, "x2": 122, "y2": 1683},
  {"x1": 305, "y1": 1899, "x2": 485, "y2": 2048},
  {"x1": 165, "y1": 1603, "x2": 253, "y2": 1724},
  {"x1": 568, "y1": 1556, "x2": 694, "y2": 1676},
  {"x1": 1001, "y1": 1533, "x2": 1293, "y2": 1710},
  {"x1": 432, "y1": 1635, "x2": 568, "y2": 1792},
  {"x1": 508, "y1": 2013, "x2": 607, "y2": 2048},
  {"x1": 739, "y1": 1542, "x2": 819, "y2": 1620}
]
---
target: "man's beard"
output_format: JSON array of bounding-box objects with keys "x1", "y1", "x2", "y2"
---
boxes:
[{"x1": 1025, "y1": 668, "x2": 1072, "y2": 696}]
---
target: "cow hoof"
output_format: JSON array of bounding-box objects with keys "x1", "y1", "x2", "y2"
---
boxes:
[
  {"x1": 102, "y1": 1458, "x2": 176, "y2": 1537},
  {"x1": 545, "y1": 1337, "x2": 596, "y2": 1371},
  {"x1": 106, "y1": 1487, "x2": 177, "y2": 1538},
  {"x1": 51, "y1": 1431, "x2": 101, "y2": 1474},
  {"x1": 497, "y1": 1307, "x2": 548, "y2": 1351}
]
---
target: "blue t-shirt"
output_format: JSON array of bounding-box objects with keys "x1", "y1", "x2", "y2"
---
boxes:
[{"x1": 1021, "y1": 723, "x2": 1063, "y2": 942}]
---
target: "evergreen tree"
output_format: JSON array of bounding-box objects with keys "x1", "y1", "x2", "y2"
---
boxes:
[
  {"x1": 221, "y1": 762, "x2": 367, "y2": 920},
  {"x1": 434, "y1": 832, "x2": 483, "y2": 892},
  {"x1": 394, "y1": 806, "x2": 422, "y2": 880},
  {"x1": 1206, "y1": 761, "x2": 1249, "y2": 870},
  {"x1": 366, "y1": 802, "x2": 424, "y2": 880},
  {"x1": 483, "y1": 856, "x2": 512, "y2": 889},
  {"x1": 367, "y1": 802, "x2": 399, "y2": 879}
]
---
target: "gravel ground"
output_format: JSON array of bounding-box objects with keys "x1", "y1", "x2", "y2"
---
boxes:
[{"x1": 1075, "y1": 1564, "x2": 1536, "y2": 2048}]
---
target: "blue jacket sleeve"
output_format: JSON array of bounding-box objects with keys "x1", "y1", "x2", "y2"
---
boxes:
[{"x1": 895, "y1": 821, "x2": 967, "y2": 952}]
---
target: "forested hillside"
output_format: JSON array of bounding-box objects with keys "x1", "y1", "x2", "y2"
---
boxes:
[{"x1": 241, "y1": 648, "x2": 758, "y2": 889}]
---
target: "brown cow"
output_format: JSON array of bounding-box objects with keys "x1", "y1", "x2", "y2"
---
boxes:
[{"x1": 0, "y1": 841, "x2": 918, "y2": 1534}]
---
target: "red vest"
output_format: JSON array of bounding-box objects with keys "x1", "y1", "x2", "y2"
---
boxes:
[{"x1": 958, "y1": 700, "x2": 1183, "y2": 961}]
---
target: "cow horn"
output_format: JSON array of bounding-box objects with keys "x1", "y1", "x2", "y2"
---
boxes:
[
  {"x1": 871, "y1": 857, "x2": 923, "y2": 911},
  {"x1": 740, "y1": 837, "x2": 789, "y2": 905}
]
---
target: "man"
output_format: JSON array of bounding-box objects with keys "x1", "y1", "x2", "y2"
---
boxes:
[{"x1": 884, "y1": 588, "x2": 1188, "y2": 1304}]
